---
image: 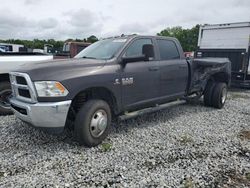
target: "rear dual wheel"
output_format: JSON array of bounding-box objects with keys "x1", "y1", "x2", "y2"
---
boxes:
[
  {"x1": 211, "y1": 82, "x2": 228, "y2": 109},
  {"x1": 203, "y1": 82, "x2": 227, "y2": 109}
]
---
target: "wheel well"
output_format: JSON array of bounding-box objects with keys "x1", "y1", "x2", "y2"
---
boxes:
[
  {"x1": 210, "y1": 72, "x2": 230, "y2": 85},
  {"x1": 0, "y1": 74, "x2": 10, "y2": 83},
  {"x1": 66, "y1": 87, "x2": 118, "y2": 130},
  {"x1": 70, "y1": 87, "x2": 118, "y2": 117},
  {"x1": 203, "y1": 72, "x2": 229, "y2": 93}
]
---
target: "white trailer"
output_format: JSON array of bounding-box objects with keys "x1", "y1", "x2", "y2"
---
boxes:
[
  {"x1": 196, "y1": 22, "x2": 250, "y2": 88},
  {"x1": 0, "y1": 53, "x2": 53, "y2": 115}
]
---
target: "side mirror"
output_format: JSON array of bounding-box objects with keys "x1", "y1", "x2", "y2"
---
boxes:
[
  {"x1": 121, "y1": 44, "x2": 155, "y2": 65},
  {"x1": 142, "y1": 44, "x2": 154, "y2": 60},
  {"x1": 121, "y1": 55, "x2": 146, "y2": 64}
]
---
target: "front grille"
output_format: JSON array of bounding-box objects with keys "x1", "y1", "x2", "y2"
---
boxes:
[
  {"x1": 18, "y1": 88, "x2": 31, "y2": 98},
  {"x1": 9, "y1": 72, "x2": 37, "y2": 103},
  {"x1": 16, "y1": 76, "x2": 27, "y2": 85}
]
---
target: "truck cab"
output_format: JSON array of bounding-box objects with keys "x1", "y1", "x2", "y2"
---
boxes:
[{"x1": 108, "y1": 36, "x2": 189, "y2": 111}]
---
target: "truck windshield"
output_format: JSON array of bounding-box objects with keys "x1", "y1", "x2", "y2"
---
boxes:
[{"x1": 75, "y1": 38, "x2": 127, "y2": 60}]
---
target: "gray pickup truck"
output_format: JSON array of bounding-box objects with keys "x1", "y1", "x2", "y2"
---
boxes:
[{"x1": 9, "y1": 35, "x2": 231, "y2": 147}]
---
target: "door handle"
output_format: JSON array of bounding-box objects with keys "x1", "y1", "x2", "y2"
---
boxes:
[{"x1": 149, "y1": 66, "x2": 159, "y2": 71}]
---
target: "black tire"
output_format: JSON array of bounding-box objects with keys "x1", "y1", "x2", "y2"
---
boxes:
[
  {"x1": 74, "y1": 99, "x2": 111, "y2": 147},
  {"x1": 211, "y1": 82, "x2": 227, "y2": 109},
  {"x1": 0, "y1": 81, "x2": 13, "y2": 115},
  {"x1": 203, "y1": 81, "x2": 216, "y2": 107}
]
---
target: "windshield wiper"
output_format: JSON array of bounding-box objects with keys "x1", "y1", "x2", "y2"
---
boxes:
[{"x1": 82, "y1": 56, "x2": 97, "y2": 59}]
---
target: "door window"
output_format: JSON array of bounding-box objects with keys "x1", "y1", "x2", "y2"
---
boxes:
[
  {"x1": 124, "y1": 39, "x2": 153, "y2": 58},
  {"x1": 157, "y1": 40, "x2": 180, "y2": 60}
]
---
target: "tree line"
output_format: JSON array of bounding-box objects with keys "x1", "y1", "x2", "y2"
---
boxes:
[
  {"x1": 0, "y1": 35, "x2": 99, "y2": 51},
  {"x1": 0, "y1": 25, "x2": 199, "y2": 52},
  {"x1": 157, "y1": 25, "x2": 199, "y2": 52}
]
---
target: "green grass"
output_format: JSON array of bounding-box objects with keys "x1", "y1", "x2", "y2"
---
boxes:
[
  {"x1": 178, "y1": 135, "x2": 194, "y2": 144},
  {"x1": 101, "y1": 143, "x2": 112, "y2": 152},
  {"x1": 245, "y1": 172, "x2": 250, "y2": 180},
  {"x1": 0, "y1": 172, "x2": 5, "y2": 178}
]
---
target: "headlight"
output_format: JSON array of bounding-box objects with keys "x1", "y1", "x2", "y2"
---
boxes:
[{"x1": 34, "y1": 81, "x2": 69, "y2": 97}]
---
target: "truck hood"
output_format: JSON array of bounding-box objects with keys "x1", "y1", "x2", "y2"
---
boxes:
[{"x1": 14, "y1": 58, "x2": 106, "y2": 81}]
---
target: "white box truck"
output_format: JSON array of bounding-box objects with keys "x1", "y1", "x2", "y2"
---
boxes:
[
  {"x1": 0, "y1": 43, "x2": 24, "y2": 52},
  {"x1": 196, "y1": 22, "x2": 250, "y2": 88}
]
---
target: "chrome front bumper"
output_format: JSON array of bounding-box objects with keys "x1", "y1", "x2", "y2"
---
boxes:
[{"x1": 10, "y1": 98, "x2": 71, "y2": 133}]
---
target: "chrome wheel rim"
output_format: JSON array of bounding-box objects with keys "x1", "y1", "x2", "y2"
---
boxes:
[
  {"x1": 0, "y1": 89, "x2": 12, "y2": 109},
  {"x1": 90, "y1": 109, "x2": 108, "y2": 138},
  {"x1": 221, "y1": 87, "x2": 227, "y2": 104}
]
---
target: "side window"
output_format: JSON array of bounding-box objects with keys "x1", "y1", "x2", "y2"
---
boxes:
[
  {"x1": 157, "y1": 40, "x2": 180, "y2": 60},
  {"x1": 124, "y1": 39, "x2": 153, "y2": 57}
]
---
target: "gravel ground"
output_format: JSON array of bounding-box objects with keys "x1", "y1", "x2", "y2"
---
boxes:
[{"x1": 0, "y1": 89, "x2": 250, "y2": 187}]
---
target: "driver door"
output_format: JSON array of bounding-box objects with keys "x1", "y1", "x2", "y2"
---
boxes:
[{"x1": 120, "y1": 38, "x2": 160, "y2": 111}]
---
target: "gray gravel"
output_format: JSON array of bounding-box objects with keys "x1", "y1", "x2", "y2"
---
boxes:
[{"x1": 0, "y1": 89, "x2": 250, "y2": 187}]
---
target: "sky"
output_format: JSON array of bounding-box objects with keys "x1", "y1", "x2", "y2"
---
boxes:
[{"x1": 0, "y1": 0, "x2": 249, "y2": 40}]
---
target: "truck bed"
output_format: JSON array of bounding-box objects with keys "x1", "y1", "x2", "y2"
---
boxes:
[{"x1": 188, "y1": 57, "x2": 231, "y2": 94}]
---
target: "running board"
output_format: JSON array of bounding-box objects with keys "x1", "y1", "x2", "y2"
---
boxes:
[{"x1": 118, "y1": 100, "x2": 185, "y2": 121}]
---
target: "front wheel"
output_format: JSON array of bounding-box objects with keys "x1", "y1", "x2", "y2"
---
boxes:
[{"x1": 74, "y1": 99, "x2": 111, "y2": 147}]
